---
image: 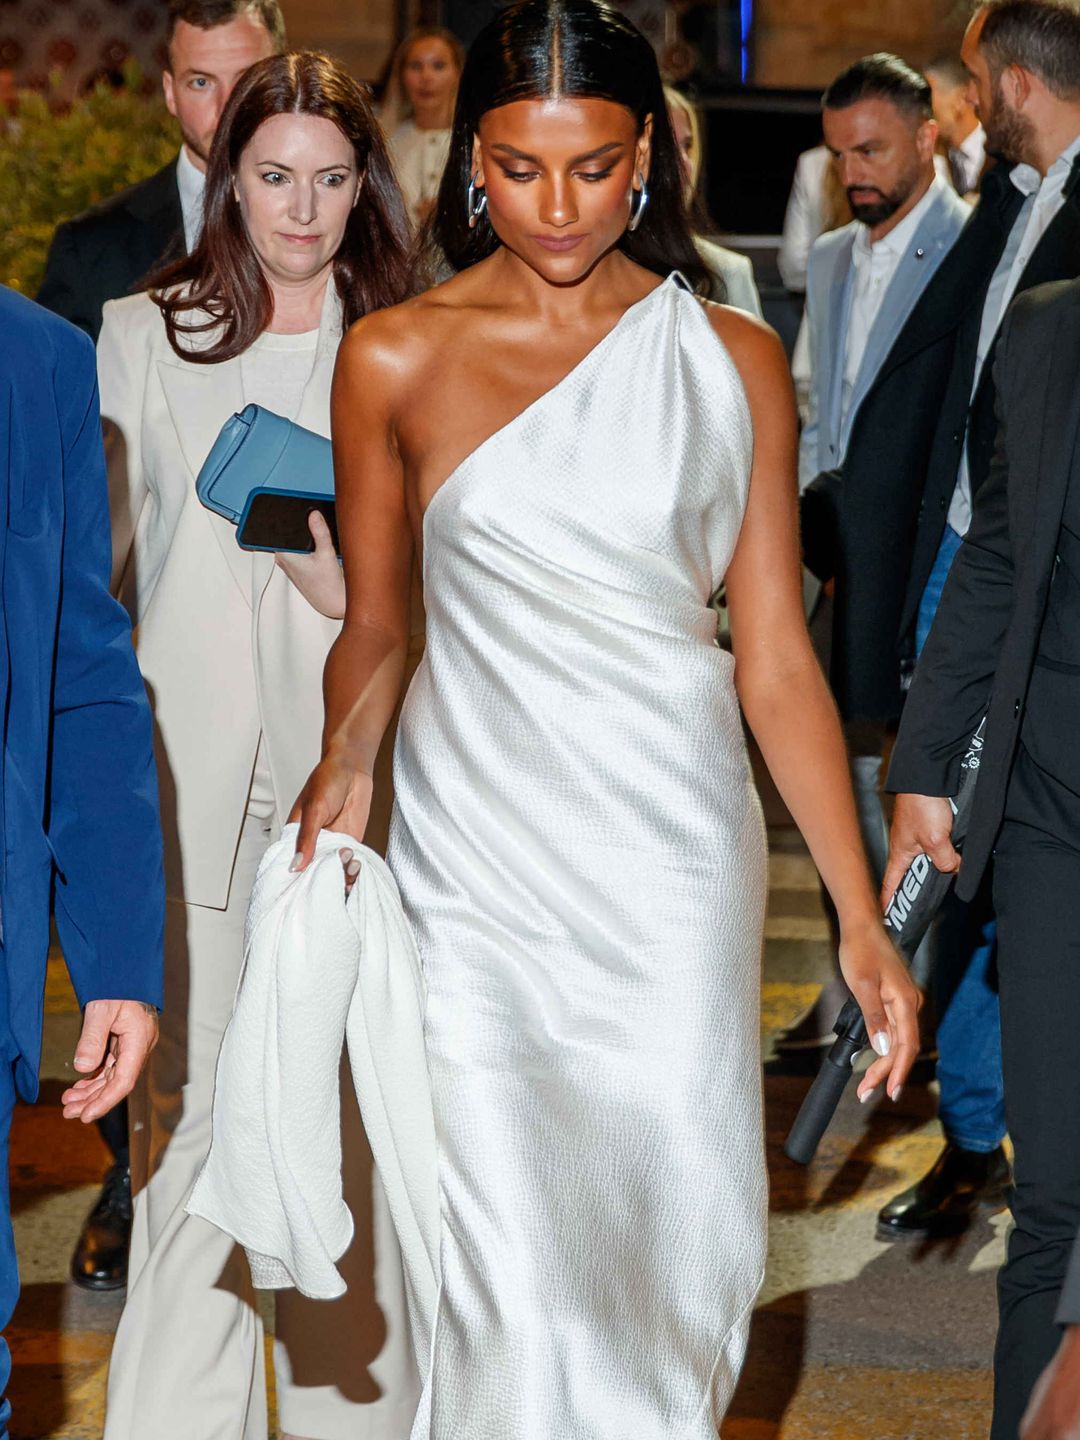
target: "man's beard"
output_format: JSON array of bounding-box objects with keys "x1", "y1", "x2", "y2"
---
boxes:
[
  {"x1": 847, "y1": 187, "x2": 903, "y2": 226},
  {"x1": 984, "y1": 80, "x2": 1037, "y2": 166},
  {"x1": 846, "y1": 167, "x2": 921, "y2": 228}
]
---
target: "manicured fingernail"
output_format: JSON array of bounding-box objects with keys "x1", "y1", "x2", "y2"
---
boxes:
[
  {"x1": 871, "y1": 1030, "x2": 891, "y2": 1058},
  {"x1": 339, "y1": 848, "x2": 353, "y2": 864},
  {"x1": 289, "y1": 855, "x2": 303, "y2": 873},
  {"x1": 890, "y1": 1086, "x2": 903, "y2": 1102},
  {"x1": 858, "y1": 1087, "x2": 874, "y2": 1104},
  {"x1": 346, "y1": 859, "x2": 361, "y2": 878}
]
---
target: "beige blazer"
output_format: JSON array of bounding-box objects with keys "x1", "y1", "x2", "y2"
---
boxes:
[{"x1": 98, "y1": 285, "x2": 344, "y2": 908}]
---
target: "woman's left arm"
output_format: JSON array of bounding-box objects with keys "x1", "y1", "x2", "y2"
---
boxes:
[{"x1": 716, "y1": 308, "x2": 920, "y2": 1101}]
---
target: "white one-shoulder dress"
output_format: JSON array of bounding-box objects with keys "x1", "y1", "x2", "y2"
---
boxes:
[{"x1": 387, "y1": 272, "x2": 768, "y2": 1437}]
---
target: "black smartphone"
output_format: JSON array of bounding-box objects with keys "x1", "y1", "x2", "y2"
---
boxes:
[{"x1": 236, "y1": 488, "x2": 340, "y2": 556}]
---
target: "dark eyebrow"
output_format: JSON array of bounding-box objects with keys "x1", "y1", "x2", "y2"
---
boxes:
[
  {"x1": 490, "y1": 140, "x2": 625, "y2": 165},
  {"x1": 254, "y1": 161, "x2": 353, "y2": 172}
]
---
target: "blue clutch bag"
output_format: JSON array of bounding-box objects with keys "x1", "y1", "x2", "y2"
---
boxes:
[{"x1": 196, "y1": 404, "x2": 334, "y2": 524}]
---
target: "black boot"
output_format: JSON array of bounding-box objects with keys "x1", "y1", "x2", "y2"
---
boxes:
[
  {"x1": 876, "y1": 1141, "x2": 1011, "y2": 1241},
  {"x1": 70, "y1": 1159, "x2": 133, "y2": 1291}
]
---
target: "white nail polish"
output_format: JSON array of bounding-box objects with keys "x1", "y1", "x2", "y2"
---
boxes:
[
  {"x1": 871, "y1": 1031, "x2": 891, "y2": 1058},
  {"x1": 858, "y1": 1088, "x2": 873, "y2": 1104},
  {"x1": 288, "y1": 855, "x2": 303, "y2": 873}
]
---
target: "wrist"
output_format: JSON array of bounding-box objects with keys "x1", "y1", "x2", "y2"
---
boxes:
[
  {"x1": 837, "y1": 908, "x2": 886, "y2": 944},
  {"x1": 323, "y1": 737, "x2": 372, "y2": 776}
]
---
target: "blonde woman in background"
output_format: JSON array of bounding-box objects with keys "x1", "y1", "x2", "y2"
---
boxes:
[
  {"x1": 382, "y1": 27, "x2": 465, "y2": 230},
  {"x1": 665, "y1": 86, "x2": 762, "y2": 316}
]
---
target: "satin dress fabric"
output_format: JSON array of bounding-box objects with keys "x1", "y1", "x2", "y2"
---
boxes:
[{"x1": 387, "y1": 273, "x2": 768, "y2": 1437}]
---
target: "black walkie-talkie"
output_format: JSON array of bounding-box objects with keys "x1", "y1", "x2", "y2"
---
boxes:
[{"x1": 783, "y1": 719, "x2": 986, "y2": 1166}]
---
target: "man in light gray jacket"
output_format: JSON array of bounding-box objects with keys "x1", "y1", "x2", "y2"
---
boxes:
[{"x1": 779, "y1": 52, "x2": 969, "y2": 1050}]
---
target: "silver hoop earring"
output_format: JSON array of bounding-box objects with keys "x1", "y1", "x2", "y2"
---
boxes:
[
  {"x1": 467, "y1": 172, "x2": 488, "y2": 229},
  {"x1": 627, "y1": 172, "x2": 649, "y2": 233}
]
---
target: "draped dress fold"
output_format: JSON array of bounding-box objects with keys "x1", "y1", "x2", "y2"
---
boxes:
[{"x1": 387, "y1": 273, "x2": 768, "y2": 1437}]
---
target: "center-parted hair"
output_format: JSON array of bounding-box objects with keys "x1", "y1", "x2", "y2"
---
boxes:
[
  {"x1": 433, "y1": 0, "x2": 708, "y2": 291},
  {"x1": 822, "y1": 52, "x2": 934, "y2": 122},
  {"x1": 150, "y1": 51, "x2": 412, "y2": 363}
]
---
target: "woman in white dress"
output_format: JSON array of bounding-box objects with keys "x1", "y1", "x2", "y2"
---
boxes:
[
  {"x1": 294, "y1": 1, "x2": 920, "y2": 1432},
  {"x1": 382, "y1": 27, "x2": 465, "y2": 231},
  {"x1": 98, "y1": 53, "x2": 420, "y2": 1440}
]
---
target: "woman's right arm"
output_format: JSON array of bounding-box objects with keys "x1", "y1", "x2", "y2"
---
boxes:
[{"x1": 291, "y1": 317, "x2": 415, "y2": 866}]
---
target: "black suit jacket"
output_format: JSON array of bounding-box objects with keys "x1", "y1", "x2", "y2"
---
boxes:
[
  {"x1": 887, "y1": 279, "x2": 1080, "y2": 903},
  {"x1": 36, "y1": 159, "x2": 185, "y2": 342},
  {"x1": 821, "y1": 157, "x2": 1080, "y2": 724}
]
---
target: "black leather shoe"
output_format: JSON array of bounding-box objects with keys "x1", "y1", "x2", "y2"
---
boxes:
[
  {"x1": 70, "y1": 1161, "x2": 133, "y2": 1291},
  {"x1": 876, "y1": 1142, "x2": 1011, "y2": 1241}
]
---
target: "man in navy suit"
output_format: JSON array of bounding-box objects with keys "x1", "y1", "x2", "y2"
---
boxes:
[{"x1": 0, "y1": 283, "x2": 163, "y2": 1434}]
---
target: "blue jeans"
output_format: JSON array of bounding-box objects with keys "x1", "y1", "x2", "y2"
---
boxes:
[{"x1": 916, "y1": 525, "x2": 1006, "y2": 1152}]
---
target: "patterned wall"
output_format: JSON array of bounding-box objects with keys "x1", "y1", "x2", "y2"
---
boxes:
[{"x1": 0, "y1": 0, "x2": 168, "y2": 96}]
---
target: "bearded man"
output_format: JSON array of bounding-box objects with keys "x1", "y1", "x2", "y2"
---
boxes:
[{"x1": 783, "y1": 0, "x2": 1080, "y2": 1266}]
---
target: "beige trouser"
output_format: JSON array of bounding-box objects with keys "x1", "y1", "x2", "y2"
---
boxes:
[{"x1": 104, "y1": 735, "x2": 420, "y2": 1440}]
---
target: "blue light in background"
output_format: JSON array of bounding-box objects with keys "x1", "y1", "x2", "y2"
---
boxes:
[{"x1": 740, "y1": 0, "x2": 752, "y2": 81}]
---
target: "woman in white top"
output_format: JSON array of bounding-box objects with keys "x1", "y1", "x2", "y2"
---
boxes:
[
  {"x1": 97, "y1": 52, "x2": 419, "y2": 1440},
  {"x1": 665, "y1": 86, "x2": 763, "y2": 316},
  {"x1": 382, "y1": 27, "x2": 465, "y2": 231}
]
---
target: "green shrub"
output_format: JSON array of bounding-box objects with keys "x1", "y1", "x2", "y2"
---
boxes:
[{"x1": 0, "y1": 63, "x2": 178, "y2": 296}]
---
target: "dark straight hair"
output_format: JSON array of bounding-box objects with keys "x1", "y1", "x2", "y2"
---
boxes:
[
  {"x1": 432, "y1": 0, "x2": 709, "y2": 293},
  {"x1": 822, "y1": 52, "x2": 933, "y2": 122},
  {"x1": 150, "y1": 51, "x2": 412, "y2": 363}
]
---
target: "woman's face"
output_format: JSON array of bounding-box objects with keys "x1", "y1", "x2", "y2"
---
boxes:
[
  {"x1": 402, "y1": 37, "x2": 460, "y2": 119},
  {"x1": 472, "y1": 97, "x2": 651, "y2": 285},
  {"x1": 233, "y1": 112, "x2": 361, "y2": 289},
  {"x1": 668, "y1": 102, "x2": 696, "y2": 201}
]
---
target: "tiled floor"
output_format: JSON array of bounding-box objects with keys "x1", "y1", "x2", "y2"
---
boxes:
[{"x1": 6, "y1": 823, "x2": 1000, "y2": 1438}]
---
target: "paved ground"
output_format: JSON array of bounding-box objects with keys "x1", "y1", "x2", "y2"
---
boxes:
[{"x1": 5, "y1": 813, "x2": 1002, "y2": 1438}]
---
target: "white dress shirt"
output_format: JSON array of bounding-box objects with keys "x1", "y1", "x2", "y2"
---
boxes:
[
  {"x1": 841, "y1": 175, "x2": 947, "y2": 430},
  {"x1": 176, "y1": 145, "x2": 207, "y2": 254},
  {"x1": 950, "y1": 124, "x2": 987, "y2": 196},
  {"x1": 947, "y1": 129, "x2": 1080, "y2": 536}
]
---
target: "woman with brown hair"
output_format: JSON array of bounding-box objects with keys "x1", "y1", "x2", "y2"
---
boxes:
[
  {"x1": 380, "y1": 26, "x2": 465, "y2": 230},
  {"x1": 664, "y1": 85, "x2": 763, "y2": 315},
  {"x1": 97, "y1": 50, "x2": 419, "y2": 1440}
]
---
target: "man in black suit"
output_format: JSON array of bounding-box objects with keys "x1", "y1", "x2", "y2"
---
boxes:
[
  {"x1": 885, "y1": 278, "x2": 1080, "y2": 1439},
  {"x1": 37, "y1": 0, "x2": 284, "y2": 342},
  {"x1": 795, "y1": 0, "x2": 1080, "y2": 1244},
  {"x1": 35, "y1": 0, "x2": 284, "y2": 1292}
]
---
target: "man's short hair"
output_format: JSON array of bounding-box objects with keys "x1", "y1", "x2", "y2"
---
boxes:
[
  {"x1": 977, "y1": 0, "x2": 1080, "y2": 101},
  {"x1": 822, "y1": 52, "x2": 933, "y2": 122},
  {"x1": 925, "y1": 53, "x2": 969, "y2": 90},
  {"x1": 166, "y1": 0, "x2": 287, "y2": 60}
]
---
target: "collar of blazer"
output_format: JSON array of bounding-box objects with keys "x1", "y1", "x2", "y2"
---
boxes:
[
  {"x1": 869, "y1": 167, "x2": 1029, "y2": 389},
  {"x1": 155, "y1": 280, "x2": 344, "y2": 600},
  {"x1": 848, "y1": 184, "x2": 971, "y2": 426}
]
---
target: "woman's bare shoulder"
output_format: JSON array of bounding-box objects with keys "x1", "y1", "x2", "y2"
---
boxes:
[
  {"x1": 699, "y1": 298, "x2": 788, "y2": 378},
  {"x1": 337, "y1": 269, "x2": 490, "y2": 398}
]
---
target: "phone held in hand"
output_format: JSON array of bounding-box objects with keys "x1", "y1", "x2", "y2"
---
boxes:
[{"x1": 236, "y1": 487, "x2": 340, "y2": 556}]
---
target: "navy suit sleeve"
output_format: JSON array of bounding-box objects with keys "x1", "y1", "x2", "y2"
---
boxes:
[
  {"x1": 886, "y1": 307, "x2": 1017, "y2": 798},
  {"x1": 48, "y1": 330, "x2": 164, "y2": 1008},
  {"x1": 36, "y1": 223, "x2": 97, "y2": 341}
]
